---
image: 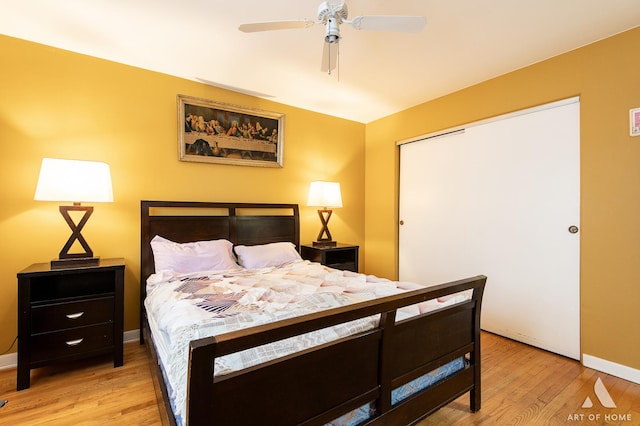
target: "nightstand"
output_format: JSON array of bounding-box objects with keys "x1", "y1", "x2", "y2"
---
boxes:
[
  {"x1": 300, "y1": 243, "x2": 359, "y2": 272},
  {"x1": 16, "y1": 258, "x2": 125, "y2": 390}
]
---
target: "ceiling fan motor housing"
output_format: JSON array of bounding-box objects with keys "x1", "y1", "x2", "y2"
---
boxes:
[
  {"x1": 318, "y1": 1, "x2": 348, "y2": 23},
  {"x1": 319, "y1": 1, "x2": 346, "y2": 43}
]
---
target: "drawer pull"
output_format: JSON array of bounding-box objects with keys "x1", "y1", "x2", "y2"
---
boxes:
[
  {"x1": 66, "y1": 312, "x2": 85, "y2": 320},
  {"x1": 65, "y1": 338, "x2": 84, "y2": 346}
]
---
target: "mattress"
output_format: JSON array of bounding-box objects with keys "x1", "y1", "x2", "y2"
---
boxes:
[{"x1": 145, "y1": 260, "x2": 470, "y2": 425}]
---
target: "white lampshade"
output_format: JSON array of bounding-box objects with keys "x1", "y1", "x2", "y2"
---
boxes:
[
  {"x1": 307, "y1": 181, "x2": 343, "y2": 208},
  {"x1": 34, "y1": 158, "x2": 114, "y2": 203}
]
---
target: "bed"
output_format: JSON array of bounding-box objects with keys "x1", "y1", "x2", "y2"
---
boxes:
[{"x1": 139, "y1": 200, "x2": 486, "y2": 426}]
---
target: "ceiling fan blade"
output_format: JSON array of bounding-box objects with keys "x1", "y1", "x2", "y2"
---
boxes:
[
  {"x1": 320, "y1": 41, "x2": 338, "y2": 73},
  {"x1": 348, "y1": 15, "x2": 426, "y2": 32},
  {"x1": 239, "y1": 19, "x2": 315, "y2": 33}
]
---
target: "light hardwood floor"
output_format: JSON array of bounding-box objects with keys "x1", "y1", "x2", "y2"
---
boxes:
[
  {"x1": 0, "y1": 333, "x2": 638, "y2": 425},
  {"x1": 0, "y1": 342, "x2": 162, "y2": 425},
  {"x1": 418, "y1": 333, "x2": 640, "y2": 426}
]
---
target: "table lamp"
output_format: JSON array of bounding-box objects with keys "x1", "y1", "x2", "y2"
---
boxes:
[
  {"x1": 34, "y1": 158, "x2": 114, "y2": 268},
  {"x1": 307, "y1": 181, "x2": 342, "y2": 247}
]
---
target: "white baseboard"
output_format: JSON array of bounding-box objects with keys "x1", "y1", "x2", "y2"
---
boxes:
[
  {"x1": 0, "y1": 352, "x2": 16, "y2": 371},
  {"x1": 124, "y1": 329, "x2": 140, "y2": 343},
  {"x1": 583, "y1": 353, "x2": 640, "y2": 384},
  {"x1": 0, "y1": 329, "x2": 141, "y2": 372}
]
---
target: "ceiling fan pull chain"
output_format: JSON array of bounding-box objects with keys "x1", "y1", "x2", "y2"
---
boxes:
[{"x1": 337, "y1": 42, "x2": 340, "y2": 81}]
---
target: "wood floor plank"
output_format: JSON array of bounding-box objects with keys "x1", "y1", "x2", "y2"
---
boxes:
[
  {"x1": 418, "y1": 333, "x2": 640, "y2": 426},
  {"x1": 0, "y1": 342, "x2": 162, "y2": 425},
  {"x1": 0, "y1": 332, "x2": 638, "y2": 425}
]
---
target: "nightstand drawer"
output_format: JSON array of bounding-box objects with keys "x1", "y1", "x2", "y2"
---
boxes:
[
  {"x1": 31, "y1": 323, "x2": 114, "y2": 363},
  {"x1": 31, "y1": 296, "x2": 114, "y2": 333}
]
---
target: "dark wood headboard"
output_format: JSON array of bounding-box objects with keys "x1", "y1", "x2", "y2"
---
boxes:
[{"x1": 139, "y1": 200, "x2": 300, "y2": 333}]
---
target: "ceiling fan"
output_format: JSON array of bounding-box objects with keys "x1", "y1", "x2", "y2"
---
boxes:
[{"x1": 239, "y1": 0, "x2": 426, "y2": 74}]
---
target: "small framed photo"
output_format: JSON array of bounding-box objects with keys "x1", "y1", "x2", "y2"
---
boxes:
[
  {"x1": 631, "y1": 107, "x2": 640, "y2": 137},
  {"x1": 178, "y1": 94, "x2": 285, "y2": 167}
]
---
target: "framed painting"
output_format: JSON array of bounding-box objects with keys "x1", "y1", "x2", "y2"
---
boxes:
[{"x1": 178, "y1": 94, "x2": 285, "y2": 167}]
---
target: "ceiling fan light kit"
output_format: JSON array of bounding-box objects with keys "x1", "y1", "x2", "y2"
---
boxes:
[
  {"x1": 325, "y1": 17, "x2": 341, "y2": 43},
  {"x1": 239, "y1": 1, "x2": 426, "y2": 74}
]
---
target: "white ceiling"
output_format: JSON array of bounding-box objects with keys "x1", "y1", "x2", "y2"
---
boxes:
[{"x1": 1, "y1": 0, "x2": 638, "y2": 123}]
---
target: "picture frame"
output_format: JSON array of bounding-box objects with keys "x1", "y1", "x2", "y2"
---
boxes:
[
  {"x1": 630, "y1": 107, "x2": 640, "y2": 137},
  {"x1": 178, "y1": 94, "x2": 285, "y2": 167}
]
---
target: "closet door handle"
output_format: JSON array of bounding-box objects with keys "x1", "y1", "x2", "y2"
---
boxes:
[
  {"x1": 568, "y1": 225, "x2": 579, "y2": 234},
  {"x1": 66, "y1": 312, "x2": 84, "y2": 320}
]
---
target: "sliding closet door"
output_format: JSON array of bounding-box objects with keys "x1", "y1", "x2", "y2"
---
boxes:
[{"x1": 399, "y1": 99, "x2": 580, "y2": 359}]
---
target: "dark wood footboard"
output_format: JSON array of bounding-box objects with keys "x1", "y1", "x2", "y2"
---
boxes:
[{"x1": 186, "y1": 275, "x2": 485, "y2": 425}]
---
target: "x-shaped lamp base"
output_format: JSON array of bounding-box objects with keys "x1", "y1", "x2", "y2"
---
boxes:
[
  {"x1": 313, "y1": 208, "x2": 337, "y2": 247},
  {"x1": 51, "y1": 204, "x2": 100, "y2": 268}
]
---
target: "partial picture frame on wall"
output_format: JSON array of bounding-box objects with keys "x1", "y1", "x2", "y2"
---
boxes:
[{"x1": 178, "y1": 94, "x2": 285, "y2": 167}]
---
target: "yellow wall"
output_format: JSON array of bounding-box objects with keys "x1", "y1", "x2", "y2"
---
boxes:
[
  {"x1": 2, "y1": 27, "x2": 639, "y2": 374},
  {"x1": 0, "y1": 35, "x2": 365, "y2": 354},
  {"x1": 365, "y1": 27, "x2": 640, "y2": 370}
]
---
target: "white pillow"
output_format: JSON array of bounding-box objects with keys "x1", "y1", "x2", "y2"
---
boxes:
[
  {"x1": 150, "y1": 235, "x2": 239, "y2": 273},
  {"x1": 234, "y1": 242, "x2": 302, "y2": 269}
]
